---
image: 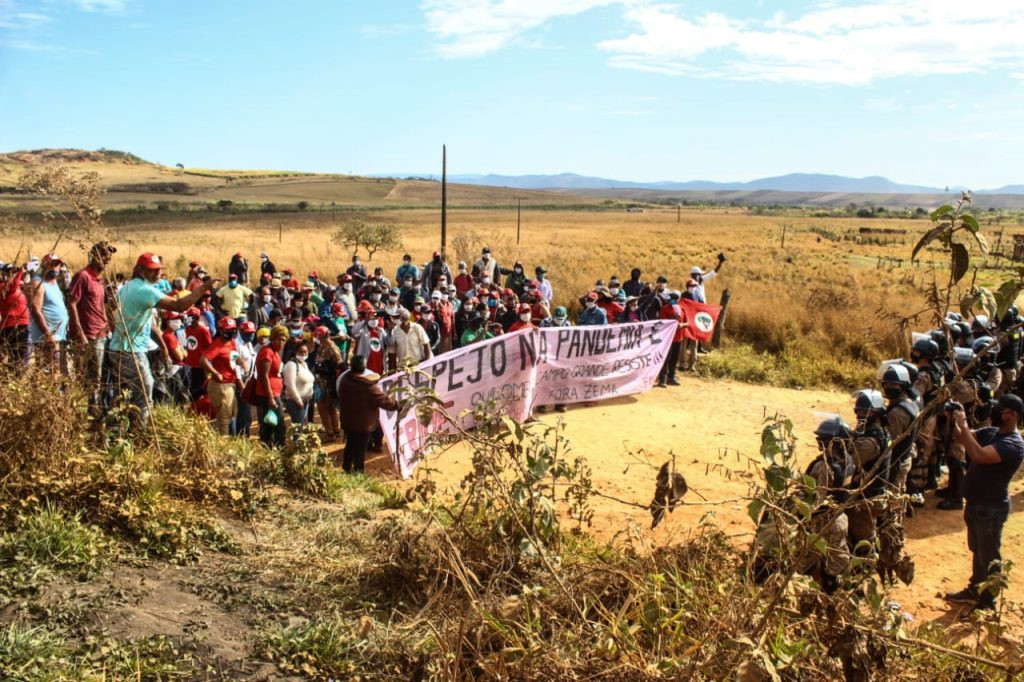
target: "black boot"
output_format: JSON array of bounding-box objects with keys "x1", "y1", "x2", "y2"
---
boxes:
[{"x1": 937, "y1": 460, "x2": 964, "y2": 510}]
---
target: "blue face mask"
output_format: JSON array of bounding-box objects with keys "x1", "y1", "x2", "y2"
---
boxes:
[
  {"x1": 241, "y1": 332, "x2": 254, "y2": 343},
  {"x1": 487, "y1": 299, "x2": 497, "y2": 308},
  {"x1": 229, "y1": 281, "x2": 238, "y2": 289}
]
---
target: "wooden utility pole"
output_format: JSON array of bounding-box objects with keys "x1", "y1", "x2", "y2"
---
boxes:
[
  {"x1": 516, "y1": 197, "x2": 522, "y2": 245},
  {"x1": 781, "y1": 225, "x2": 787, "y2": 249},
  {"x1": 677, "y1": 204, "x2": 681, "y2": 223},
  {"x1": 441, "y1": 145, "x2": 447, "y2": 257},
  {"x1": 712, "y1": 289, "x2": 731, "y2": 348}
]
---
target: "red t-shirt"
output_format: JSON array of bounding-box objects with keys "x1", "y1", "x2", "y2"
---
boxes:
[
  {"x1": 365, "y1": 328, "x2": 385, "y2": 374},
  {"x1": 0, "y1": 270, "x2": 28, "y2": 328},
  {"x1": 203, "y1": 337, "x2": 239, "y2": 383},
  {"x1": 507, "y1": 319, "x2": 534, "y2": 333},
  {"x1": 68, "y1": 266, "x2": 109, "y2": 339},
  {"x1": 454, "y1": 273, "x2": 474, "y2": 296},
  {"x1": 161, "y1": 330, "x2": 183, "y2": 364},
  {"x1": 183, "y1": 323, "x2": 212, "y2": 368},
  {"x1": 599, "y1": 300, "x2": 624, "y2": 320},
  {"x1": 659, "y1": 303, "x2": 688, "y2": 343},
  {"x1": 254, "y1": 345, "x2": 283, "y2": 397}
]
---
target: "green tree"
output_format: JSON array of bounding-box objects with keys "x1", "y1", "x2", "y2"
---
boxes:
[{"x1": 331, "y1": 219, "x2": 402, "y2": 261}]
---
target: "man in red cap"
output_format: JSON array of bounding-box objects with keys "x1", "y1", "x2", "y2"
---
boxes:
[
  {"x1": 336, "y1": 273, "x2": 357, "y2": 321},
  {"x1": 107, "y1": 252, "x2": 218, "y2": 423},
  {"x1": 201, "y1": 317, "x2": 247, "y2": 435},
  {"x1": 183, "y1": 305, "x2": 213, "y2": 400},
  {"x1": 507, "y1": 303, "x2": 535, "y2": 333},
  {"x1": 27, "y1": 254, "x2": 71, "y2": 374},
  {"x1": 228, "y1": 252, "x2": 248, "y2": 284},
  {"x1": 421, "y1": 250, "x2": 453, "y2": 298}
]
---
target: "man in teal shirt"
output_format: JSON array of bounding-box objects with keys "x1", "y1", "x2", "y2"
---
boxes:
[{"x1": 108, "y1": 252, "x2": 217, "y2": 423}]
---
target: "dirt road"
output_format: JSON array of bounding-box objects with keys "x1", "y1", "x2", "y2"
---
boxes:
[{"x1": 365, "y1": 373, "x2": 1024, "y2": 628}]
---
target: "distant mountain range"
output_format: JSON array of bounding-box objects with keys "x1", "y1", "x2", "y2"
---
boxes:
[{"x1": 404, "y1": 172, "x2": 1020, "y2": 195}]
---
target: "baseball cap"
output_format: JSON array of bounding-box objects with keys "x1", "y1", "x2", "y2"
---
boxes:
[
  {"x1": 217, "y1": 317, "x2": 238, "y2": 331},
  {"x1": 256, "y1": 327, "x2": 271, "y2": 338},
  {"x1": 553, "y1": 306, "x2": 567, "y2": 319},
  {"x1": 314, "y1": 325, "x2": 330, "y2": 338},
  {"x1": 431, "y1": 290, "x2": 442, "y2": 299},
  {"x1": 517, "y1": 303, "x2": 531, "y2": 313},
  {"x1": 998, "y1": 394, "x2": 1024, "y2": 417},
  {"x1": 163, "y1": 311, "x2": 183, "y2": 320},
  {"x1": 136, "y1": 252, "x2": 163, "y2": 270},
  {"x1": 690, "y1": 266, "x2": 703, "y2": 276},
  {"x1": 398, "y1": 308, "x2": 411, "y2": 318},
  {"x1": 585, "y1": 292, "x2": 599, "y2": 301},
  {"x1": 240, "y1": 321, "x2": 256, "y2": 333},
  {"x1": 186, "y1": 307, "x2": 201, "y2": 317}
]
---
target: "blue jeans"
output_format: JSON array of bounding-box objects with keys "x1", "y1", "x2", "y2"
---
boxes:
[
  {"x1": 965, "y1": 502, "x2": 1009, "y2": 603},
  {"x1": 107, "y1": 350, "x2": 155, "y2": 422},
  {"x1": 284, "y1": 398, "x2": 309, "y2": 427}
]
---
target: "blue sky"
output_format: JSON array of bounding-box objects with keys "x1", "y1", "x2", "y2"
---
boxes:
[{"x1": 1, "y1": 0, "x2": 1023, "y2": 188}]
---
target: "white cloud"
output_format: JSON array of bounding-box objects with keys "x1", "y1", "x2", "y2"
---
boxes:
[
  {"x1": 420, "y1": 0, "x2": 1024, "y2": 85},
  {"x1": 420, "y1": 0, "x2": 615, "y2": 57},
  {"x1": 598, "y1": 1, "x2": 1024, "y2": 85}
]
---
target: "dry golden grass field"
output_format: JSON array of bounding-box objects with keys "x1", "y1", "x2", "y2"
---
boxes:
[{"x1": 7, "y1": 201, "x2": 1020, "y2": 388}]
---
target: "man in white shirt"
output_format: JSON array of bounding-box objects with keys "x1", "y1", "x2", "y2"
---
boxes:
[
  {"x1": 686, "y1": 253, "x2": 726, "y2": 304},
  {"x1": 387, "y1": 308, "x2": 432, "y2": 367}
]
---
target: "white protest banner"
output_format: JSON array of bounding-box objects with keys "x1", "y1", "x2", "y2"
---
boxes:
[{"x1": 379, "y1": 320, "x2": 676, "y2": 478}]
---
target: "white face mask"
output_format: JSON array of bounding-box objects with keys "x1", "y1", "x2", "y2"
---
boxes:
[
  {"x1": 343, "y1": 284, "x2": 352, "y2": 292},
  {"x1": 610, "y1": 287, "x2": 620, "y2": 295},
  {"x1": 520, "y1": 313, "x2": 530, "y2": 322},
  {"x1": 296, "y1": 354, "x2": 308, "y2": 362},
  {"x1": 368, "y1": 319, "x2": 379, "y2": 329},
  {"x1": 482, "y1": 254, "x2": 490, "y2": 261},
  {"x1": 585, "y1": 301, "x2": 596, "y2": 309},
  {"x1": 168, "y1": 319, "x2": 182, "y2": 331},
  {"x1": 263, "y1": 295, "x2": 271, "y2": 303},
  {"x1": 481, "y1": 277, "x2": 490, "y2": 285}
]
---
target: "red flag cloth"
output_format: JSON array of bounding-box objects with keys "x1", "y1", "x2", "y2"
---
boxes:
[{"x1": 679, "y1": 299, "x2": 721, "y2": 342}]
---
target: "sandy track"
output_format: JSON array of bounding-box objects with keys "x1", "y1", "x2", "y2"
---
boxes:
[{"x1": 361, "y1": 373, "x2": 1024, "y2": 629}]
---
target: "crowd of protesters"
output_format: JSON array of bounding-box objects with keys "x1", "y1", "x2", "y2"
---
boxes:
[{"x1": 0, "y1": 243, "x2": 724, "y2": 470}]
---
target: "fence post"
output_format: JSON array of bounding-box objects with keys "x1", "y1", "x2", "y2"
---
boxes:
[{"x1": 712, "y1": 288, "x2": 731, "y2": 349}]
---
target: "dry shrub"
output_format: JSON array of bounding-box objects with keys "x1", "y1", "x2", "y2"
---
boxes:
[{"x1": 0, "y1": 366, "x2": 88, "y2": 483}]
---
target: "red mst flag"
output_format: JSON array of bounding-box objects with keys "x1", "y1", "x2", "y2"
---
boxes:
[{"x1": 679, "y1": 299, "x2": 721, "y2": 342}]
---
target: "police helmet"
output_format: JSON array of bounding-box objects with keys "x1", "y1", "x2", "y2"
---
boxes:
[
  {"x1": 814, "y1": 416, "x2": 852, "y2": 443},
  {"x1": 971, "y1": 316, "x2": 990, "y2": 334},
  {"x1": 911, "y1": 337, "x2": 940, "y2": 361},
  {"x1": 952, "y1": 321, "x2": 972, "y2": 344},
  {"x1": 971, "y1": 335, "x2": 1000, "y2": 357},
  {"x1": 953, "y1": 347, "x2": 975, "y2": 366},
  {"x1": 853, "y1": 389, "x2": 886, "y2": 414},
  {"x1": 1001, "y1": 305, "x2": 1019, "y2": 328},
  {"x1": 881, "y1": 364, "x2": 912, "y2": 388},
  {"x1": 928, "y1": 329, "x2": 950, "y2": 355},
  {"x1": 945, "y1": 311, "x2": 963, "y2": 323},
  {"x1": 899, "y1": 360, "x2": 919, "y2": 384}
]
